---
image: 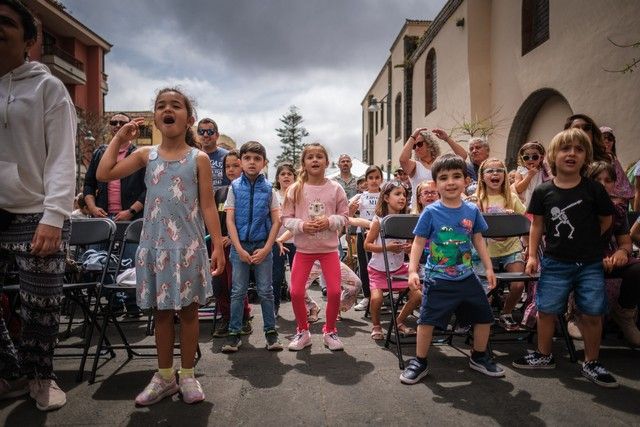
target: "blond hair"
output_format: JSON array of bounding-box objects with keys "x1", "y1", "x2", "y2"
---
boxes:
[
  {"x1": 475, "y1": 158, "x2": 517, "y2": 212},
  {"x1": 289, "y1": 142, "x2": 330, "y2": 205},
  {"x1": 412, "y1": 180, "x2": 437, "y2": 214},
  {"x1": 546, "y1": 128, "x2": 593, "y2": 176}
]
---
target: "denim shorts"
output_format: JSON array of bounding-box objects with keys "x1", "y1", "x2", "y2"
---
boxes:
[
  {"x1": 418, "y1": 274, "x2": 494, "y2": 330},
  {"x1": 491, "y1": 251, "x2": 524, "y2": 271},
  {"x1": 536, "y1": 257, "x2": 606, "y2": 316}
]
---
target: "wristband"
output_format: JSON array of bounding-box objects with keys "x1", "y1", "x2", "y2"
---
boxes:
[{"x1": 128, "y1": 208, "x2": 137, "y2": 215}]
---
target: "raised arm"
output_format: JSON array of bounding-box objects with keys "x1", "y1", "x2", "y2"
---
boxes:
[
  {"x1": 96, "y1": 118, "x2": 149, "y2": 181},
  {"x1": 432, "y1": 128, "x2": 467, "y2": 160},
  {"x1": 399, "y1": 128, "x2": 426, "y2": 177}
]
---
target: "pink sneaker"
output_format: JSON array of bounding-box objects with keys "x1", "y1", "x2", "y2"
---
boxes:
[
  {"x1": 135, "y1": 372, "x2": 179, "y2": 406},
  {"x1": 323, "y1": 332, "x2": 344, "y2": 351},
  {"x1": 288, "y1": 330, "x2": 312, "y2": 351},
  {"x1": 179, "y1": 376, "x2": 205, "y2": 404}
]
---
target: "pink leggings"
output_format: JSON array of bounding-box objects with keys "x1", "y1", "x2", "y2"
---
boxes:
[{"x1": 290, "y1": 251, "x2": 341, "y2": 333}]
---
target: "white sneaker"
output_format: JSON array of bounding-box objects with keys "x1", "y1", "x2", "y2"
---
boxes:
[
  {"x1": 288, "y1": 330, "x2": 312, "y2": 351},
  {"x1": 323, "y1": 332, "x2": 344, "y2": 351},
  {"x1": 29, "y1": 379, "x2": 66, "y2": 411},
  {"x1": 354, "y1": 298, "x2": 369, "y2": 311}
]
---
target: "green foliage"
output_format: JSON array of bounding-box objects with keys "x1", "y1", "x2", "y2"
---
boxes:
[{"x1": 275, "y1": 105, "x2": 309, "y2": 167}]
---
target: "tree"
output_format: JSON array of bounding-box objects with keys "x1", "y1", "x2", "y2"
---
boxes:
[{"x1": 275, "y1": 105, "x2": 309, "y2": 166}]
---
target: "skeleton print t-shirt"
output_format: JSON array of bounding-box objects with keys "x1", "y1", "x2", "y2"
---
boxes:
[{"x1": 527, "y1": 178, "x2": 614, "y2": 262}]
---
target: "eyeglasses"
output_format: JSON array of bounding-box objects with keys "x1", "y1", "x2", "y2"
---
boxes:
[
  {"x1": 521, "y1": 154, "x2": 540, "y2": 161},
  {"x1": 394, "y1": 171, "x2": 406, "y2": 176},
  {"x1": 413, "y1": 140, "x2": 424, "y2": 149},
  {"x1": 483, "y1": 168, "x2": 505, "y2": 175},
  {"x1": 109, "y1": 120, "x2": 128, "y2": 126},
  {"x1": 197, "y1": 129, "x2": 217, "y2": 136},
  {"x1": 603, "y1": 134, "x2": 615, "y2": 141},
  {"x1": 420, "y1": 191, "x2": 438, "y2": 197}
]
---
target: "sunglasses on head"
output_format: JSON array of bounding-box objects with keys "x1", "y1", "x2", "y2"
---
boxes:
[
  {"x1": 521, "y1": 154, "x2": 540, "y2": 161},
  {"x1": 110, "y1": 120, "x2": 128, "y2": 126},
  {"x1": 413, "y1": 140, "x2": 425, "y2": 149},
  {"x1": 197, "y1": 129, "x2": 217, "y2": 136},
  {"x1": 483, "y1": 168, "x2": 505, "y2": 175}
]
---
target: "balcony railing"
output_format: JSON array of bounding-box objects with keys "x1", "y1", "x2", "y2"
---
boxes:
[{"x1": 43, "y1": 44, "x2": 84, "y2": 71}]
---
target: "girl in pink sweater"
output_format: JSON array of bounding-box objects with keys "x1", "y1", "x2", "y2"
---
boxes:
[{"x1": 281, "y1": 143, "x2": 349, "y2": 351}]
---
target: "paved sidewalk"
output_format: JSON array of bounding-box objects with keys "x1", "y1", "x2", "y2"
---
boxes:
[{"x1": 1, "y1": 287, "x2": 639, "y2": 426}]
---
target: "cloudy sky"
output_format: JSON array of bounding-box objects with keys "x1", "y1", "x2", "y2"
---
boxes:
[{"x1": 61, "y1": 0, "x2": 446, "y2": 167}]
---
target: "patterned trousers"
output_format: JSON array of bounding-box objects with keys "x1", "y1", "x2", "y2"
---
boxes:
[{"x1": 0, "y1": 213, "x2": 69, "y2": 380}]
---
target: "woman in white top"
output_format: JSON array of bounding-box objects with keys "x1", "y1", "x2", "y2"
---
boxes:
[{"x1": 400, "y1": 128, "x2": 467, "y2": 206}]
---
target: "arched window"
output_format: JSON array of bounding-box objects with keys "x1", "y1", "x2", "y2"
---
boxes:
[
  {"x1": 425, "y1": 48, "x2": 437, "y2": 115},
  {"x1": 394, "y1": 93, "x2": 402, "y2": 141},
  {"x1": 522, "y1": 0, "x2": 549, "y2": 55}
]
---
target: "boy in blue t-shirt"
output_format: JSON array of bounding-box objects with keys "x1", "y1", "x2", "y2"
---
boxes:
[
  {"x1": 400, "y1": 154, "x2": 504, "y2": 384},
  {"x1": 512, "y1": 128, "x2": 618, "y2": 388}
]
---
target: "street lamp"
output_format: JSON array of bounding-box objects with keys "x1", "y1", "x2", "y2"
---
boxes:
[{"x1": 368, "y1": 94, "x2": 392, "y2": 180}]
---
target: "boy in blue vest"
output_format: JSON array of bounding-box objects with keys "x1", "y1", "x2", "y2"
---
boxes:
[{"x1": 222, "y1": 141, "x2": 283, "y2": 352}]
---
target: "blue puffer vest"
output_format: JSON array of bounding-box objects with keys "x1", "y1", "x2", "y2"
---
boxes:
[{"x1": 231, "y1": 173, "x2": 273, "y2": 242}]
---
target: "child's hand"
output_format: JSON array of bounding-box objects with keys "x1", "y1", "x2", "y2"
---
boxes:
[
  {"x1": 314, "y1": 216, "x2": 330, "y2": 232},
  {"x1": 611, "y1": 249, "x2": 629, "y2": 268},
  {"x1": 250, "y1": 247, "x2": 269, "y2": 264},
  {"x1": 526, "y1": 166, "x2": 539, "y2": 176},
  {"x1": 238, "y1": 248, "x2": 253, "y2": 264},
  {"x1": 525, "y1": 257, "x2": 538, "y2": 275},
  {"x1": 302, "y1": 220, "x2": 319, "y2": 234},
  {"x1": 222, "y1": 236, "x2": 231, "y2": 248},
  {"x1": 277, "y1": 240, "x2": 288, "y2": 256},
  {"x1": 408, "y1": 272, "x2": 421, "y2": 289},
  {"x1": 210, "y1": 244, "x2": 226, "y2": 276},
  {"x1": 115, "y1": 117, "x2": 144, "y2": 144},
  {"x1": 485, "y1": 269, "x2": 497, "y2": 291},
  {"x1": 403, "y1": 243, "x2": 413, "y2": 254},
  {"x1": 603, "y1": 256, "x2": 614, "y2": 273},
  {"x1": 387, "y1": 241, "x2": 405, "y2": 253}
]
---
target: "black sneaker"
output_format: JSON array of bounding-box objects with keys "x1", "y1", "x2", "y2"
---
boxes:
[
  {"x1": 400, "y1": 358, "x2": 429, "y2": 385},
  {"x1": 581, "y1": 361, "x2": 619, "y2": 388},
  {"x1": 512, "y1": 351, "x2": 556, "y2": 370},
  {"x1": 265, "y1": 330, "x2": 283, "y2": 351},
  {"x1": 212, "y1": 319, "x2": 229, "y2": 338},
  {"x1": 221, "y1": 334, "x2": 241, "y2": 353},
  {"x1": 469, "y1": 352, "x2": 505, "y2": 377}
]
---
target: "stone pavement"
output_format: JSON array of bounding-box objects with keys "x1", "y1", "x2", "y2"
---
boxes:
[{"x1": 1, "y1": 287, "x2": 639, "y2": 426}]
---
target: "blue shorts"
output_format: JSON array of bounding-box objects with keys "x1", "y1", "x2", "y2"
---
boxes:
[
  {"x1": 418, "y1": 274, "x2": 494, "y2": 330},
  {"x1": 491, "y1": 251, "x2": 524, "y2": 271},
  {"x1": 536, "y1": 257, "x2": 606, "y2": 316}
]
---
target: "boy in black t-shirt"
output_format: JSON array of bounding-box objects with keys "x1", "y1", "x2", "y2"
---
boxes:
[{"x1": 512, "y1": 129, "x2": 617, "y2": 388}]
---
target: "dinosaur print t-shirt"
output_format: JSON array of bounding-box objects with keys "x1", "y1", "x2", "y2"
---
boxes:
[
  {"x1": 528, "y1": 178, "x2": 614, "y2": 263},
  {"x1": 413, "y1": 200, "x2": 487, "y2": 281}
]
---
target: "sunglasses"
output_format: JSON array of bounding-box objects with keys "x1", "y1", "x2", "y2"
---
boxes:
[
  {"x1": 483, "y1": 168, "x2": 506, "y2": 175},
  {"x1": 413, "y1": 140, "x2": 425, "y2": 149},
  {"x1": 197, "y1": 129, "x2": 217, "y2": 136},
  {"x1": 109, "y1": 120, "x2": 128, "y2": 126},
  {"x1": 521, "y1": 154, "x2": 540, "y2": 161},
  {"x1": 394, "y1": 171, "x2": 406, "y2": 176}
]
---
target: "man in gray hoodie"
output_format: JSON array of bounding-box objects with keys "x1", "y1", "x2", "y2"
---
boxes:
[{"x1": 0, "y1": 0, "x2": 76, "y2": 411}]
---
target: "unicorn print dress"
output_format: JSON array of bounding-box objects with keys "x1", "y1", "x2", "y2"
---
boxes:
[{"x1": 136, "y1": 147, "x2": 212, "y2": 310}]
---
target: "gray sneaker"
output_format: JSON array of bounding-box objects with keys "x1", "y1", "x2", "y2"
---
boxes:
[
  {"x1": 265, "y1": 330, "x2": 283, "y2": 351},
  {"x1": 221, "y1": 334, "x2": 241, "y2": 353}
]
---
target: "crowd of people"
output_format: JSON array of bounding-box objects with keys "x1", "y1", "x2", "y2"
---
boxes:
[{"x1": 1, "y1": 0, "x2": 640, "y2": 413}]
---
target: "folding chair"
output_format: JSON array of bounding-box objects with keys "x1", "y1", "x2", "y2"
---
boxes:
[
  {"x1": 478, "y1": 213, "x2": 577, "y2": 362},
  {"x1": 379, "y1": 214, "x2": 420, "y2": 369},
  {"x1": 58, "y1": 218, "x2": 117, "y2": 382},
  {"x1": 86, "y1": 219, "x2": 201, "y2": 383}
]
